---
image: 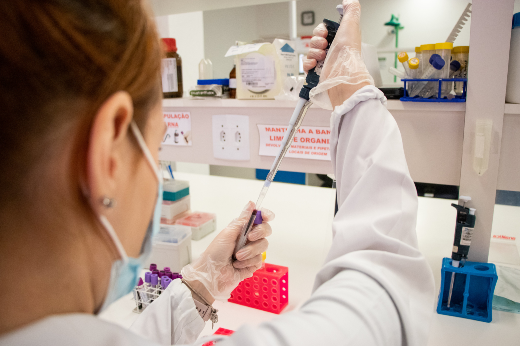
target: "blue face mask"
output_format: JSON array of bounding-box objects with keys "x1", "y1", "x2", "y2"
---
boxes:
[{"x1": 96, "y1": 121, "x2": 163, "y2": 313}]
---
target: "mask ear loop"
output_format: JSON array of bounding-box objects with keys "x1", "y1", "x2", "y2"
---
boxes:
[
  {"x1": 129, "y1": 121, "x2": 161, "y2": 182},
  {"x1": 98, "y1": 214, "x2": 129, "y2": 263},
  {"x1": 93, "y1": 121, "x2": 159, "y2": 264}
]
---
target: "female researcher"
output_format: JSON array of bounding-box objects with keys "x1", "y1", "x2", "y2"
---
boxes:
[{"x1": 0, "y1": 0, "x2": 435, "y2": 345}]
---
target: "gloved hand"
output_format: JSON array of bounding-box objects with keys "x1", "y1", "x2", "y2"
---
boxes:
[
  {"x1": 181, "y1": 201, "x2": 275, "y2": 301},
  {"x1": 303, "y1": 0, "x2": 373, "y2": 110}
]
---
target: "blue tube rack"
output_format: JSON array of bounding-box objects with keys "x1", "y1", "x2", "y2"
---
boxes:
[
  {"x1": 401, "y1": 78, "x2": 468, "y2": 102},
  {"x1": 437, "y1": 258, "x2": 498, "y2": 323}
]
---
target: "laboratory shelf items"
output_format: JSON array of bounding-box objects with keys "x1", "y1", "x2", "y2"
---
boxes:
[
  {"x1": 229, "y1": 263, "x2": 289, "y2": 314},
  {"x1": 437, "y1": 257, "x2": 497, "y2": 323}
]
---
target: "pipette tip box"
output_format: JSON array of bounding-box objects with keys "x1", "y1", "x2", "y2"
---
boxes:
[
  {"x1": 161, "y1": 196, "x2": 191, "y2": 224},
  {"x1": 228, "y1": 263, "x2": 288, "y2": 314},
  {"x1": 437, "y1": 257, "x2": 497, "y2": 323},
  {"x1": 163, "y1": 180, "x2": 190, "y2": 202},
  {"x1": 148, "y1": 225, "x2": 192, "y2": 273},
  {"x1": 175, "y1": 212, "x2": 216, "y2": 241}
]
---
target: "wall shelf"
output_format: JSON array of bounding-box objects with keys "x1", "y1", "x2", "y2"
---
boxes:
[
  {"x1": 163, "y1": 97, "x2": 466, "y2": 112},
  {"x1": 161, "y1": 97, "x2": 466, "y2": 186}
]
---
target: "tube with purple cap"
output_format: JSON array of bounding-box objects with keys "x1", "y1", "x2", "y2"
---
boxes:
[
  {"x1": 161, "y1": 277, "x2": 172, "y2": 290},
  {"x1": 232, "y1": 210, "x2": 263, "y2": 261},
  {"x1": 149, "y1": 263, "x2": 157, "y2": 271}
]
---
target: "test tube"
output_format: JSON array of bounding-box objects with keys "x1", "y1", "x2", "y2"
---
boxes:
[
  {"x1": 450, "y1": 61, "x2": 461, "y2": 78},
  {"x1": 452, "y1": 46, "x2": 469, "y2": 96},
  {"x1": 143, "y1": 272, "x2": 152, "y2": 304},
  {"x1": 162, "y1": 277, "x2": 172, "y2": 289},
  {"x1": 406, "y1": 58, "x2": 420, "y2": 95},
  {"x1": 149, "y1": 264, "x2": 157, "y2": 271},
  {"x1": 442, "y1": 60, "x2": 462, "y2": 98},
  {"x1": 409, "y1": 54, "x2": 445, "y2": 97},
  {"x1": 151, "y1": 274, "x2": 158, "y2": 288},
  {"x1": 414, "y1": 46, "x2": 422, "y2": 74},
  {"x1": 150, "y1": 274, "x2": 159, "y2": 302},
  {"x1": 164, "y1": 267, "x2": 171, "y2": 272},
  {"x1": 435, "y1": 42, "x2": 453, "y2": 96},
  {"x1": 397, "y1": 52, "x2": 412, "y2": 77},
  {"x1": 419, "y1": 44, "x2": 436, "y2": 76},
  {"x1": 134, "y1": 278, "x2": 144, "y2": 310}
]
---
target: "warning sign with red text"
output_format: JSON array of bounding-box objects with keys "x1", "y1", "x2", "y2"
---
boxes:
[
  {"x1": 257, "y1": 124, "x2": 331, "y2": 161},
  {"x1": 162, "y1": 112, "x2": 192, "y2": 146}
]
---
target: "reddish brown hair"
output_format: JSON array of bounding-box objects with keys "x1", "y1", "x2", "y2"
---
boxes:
[{"x1": 0, "y1": 0, "x2": 162, "y2": 204}]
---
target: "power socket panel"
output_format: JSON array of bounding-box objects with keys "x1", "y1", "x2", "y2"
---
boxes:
[{"x1": 212, "y1": 115, "x2": 250, "y2": 161}]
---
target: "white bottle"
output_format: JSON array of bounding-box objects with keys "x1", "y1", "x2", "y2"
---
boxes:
[
  {"x1": 506, "y1": 13, "x2": 520, "y2": 103},
  {"x1": 198, "y1": 58, "x2": 213, "y2": 80}
]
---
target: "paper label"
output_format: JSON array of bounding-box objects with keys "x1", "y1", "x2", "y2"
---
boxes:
[
  {"x1": 258, "y1": 125, "x2": 331, "y2": 161},
  {"x1": 229, "y1": 78, "x2": 237, "y2": 88},
  {"x1": 162, "y1": 112, "x2": 192, "y2": 146},
  {"x1": 225, "y1": 43, "x2": 268, "y2": 57},
  {"x1": 460, "y1": 227, "x2": 474, "y2": 246},
  {"x1": 241, "y1": 53, "x2": 276, "y2": 91},
  {"x1": 161, "y1": 58, "x2": 178, "y2": 93}
]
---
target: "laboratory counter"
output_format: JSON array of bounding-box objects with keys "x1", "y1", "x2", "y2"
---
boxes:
[{"x1": 99, "y1": 172, "x2": 520, "y2": 345}]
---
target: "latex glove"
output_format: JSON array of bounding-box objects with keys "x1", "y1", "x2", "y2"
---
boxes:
[
  {"x1": 181, "y1": 201, "x2": 275, "y2": 301},
  {"x1": 303, "y1": 0, "x2": 374, "y2": 110}
]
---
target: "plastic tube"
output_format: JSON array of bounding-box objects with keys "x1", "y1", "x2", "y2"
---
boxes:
[
  {"x1": 435, "y1": 42, "x2": 453, "y2": 96},
  {"x1": 407, "y1": 58, "x2": 420, "y2": 94},
  {"x1": 453, "y1": 46, "x2": 469, "y2": 96},
  {"x1": 397, "y1": 52, "x2": 411, "y2": 77},
  {"x1": 409, "y1": 54, "x2": 445, "y2": 97}
]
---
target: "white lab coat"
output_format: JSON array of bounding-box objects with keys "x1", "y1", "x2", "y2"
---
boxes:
[{"x1": 0, "y1": 86, "x2": 435, "y2": 346}]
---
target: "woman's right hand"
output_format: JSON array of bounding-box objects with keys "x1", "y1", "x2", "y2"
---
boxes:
[{"x1": 302, "y1": 0, "x2": 373, "y2": 109}]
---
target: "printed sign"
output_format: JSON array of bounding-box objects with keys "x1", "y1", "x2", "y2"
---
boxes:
[
  {"x1": 258, "y1": 124, "x2": 331, "y2": 161},
  {"x1": 163, "y1": 112, "x2": 192, "y2": 146}
]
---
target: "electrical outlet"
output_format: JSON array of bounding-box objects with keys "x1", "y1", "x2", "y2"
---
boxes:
[{"x1": 212, "y1": 115, "x2": 250, "y2": 161}]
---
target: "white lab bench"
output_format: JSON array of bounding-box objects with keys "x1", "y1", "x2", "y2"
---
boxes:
[{"x1": 99, "y1": 172, "x2": 520, "y2": 345}]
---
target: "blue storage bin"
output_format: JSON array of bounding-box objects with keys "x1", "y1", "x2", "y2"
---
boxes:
[
  {"x1": 437, "y1": 257, "x2": 498, "y2": 323},
  {"x1": 401, "y1": 78, "x2": 467, "y2": 102},
  {"x1": 255, "y1": 169, "x2": 306, "y2": 185}
]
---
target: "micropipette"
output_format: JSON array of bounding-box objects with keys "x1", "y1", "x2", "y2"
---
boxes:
[
  {"x1": 446, "y1": 196, "x2": 476, "y2": 308},
  {"x1": 233, "y1": 6, "x2": 342, "y2": 260}
]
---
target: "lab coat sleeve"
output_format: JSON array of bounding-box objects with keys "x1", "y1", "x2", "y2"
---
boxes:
[
  {"x1": 321, "y1": 85, "x2": 436, "y2": 345},
  {"x1": 217, "y1": 85, "x2": 435, "y2": 346},
  {"x1": 130, "y1": 279, "x2": 205, "y2": 345}
]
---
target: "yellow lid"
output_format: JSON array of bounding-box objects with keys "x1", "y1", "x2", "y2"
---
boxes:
[
  {"x1": 435, "y1": 42, "x2": 454, "y2": 50},
  {"x1": 262, "y1": 252, "x2": 266, "y2": 261},
  {"x1": 453, "y1": 46, "x2": 470, "y2": 54},
  {"x1": 398, "y1": 52, "x2": 409, "y2": 63},
  {"x1": 415, "y1": 46, "x2": 421, "y2": 53},
  {"x1": 420, "y1": 44, "x2": 436, "y2": 51},
  {"x1": 408, "y1": 58, "x2": 420, "y2": 69}
]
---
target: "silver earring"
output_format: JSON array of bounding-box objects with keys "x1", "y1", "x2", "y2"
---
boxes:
[{"x1": 101, "y1": 196, "x2": 116, "y2": 208}]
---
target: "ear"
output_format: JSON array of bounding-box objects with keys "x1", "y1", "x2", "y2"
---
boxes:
[{"x1": 85, "y1": 91, "x2": 133, "y2": 213}]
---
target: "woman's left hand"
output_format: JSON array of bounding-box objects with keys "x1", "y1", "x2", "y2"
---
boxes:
[{"x1": 181, "y1": 201, "x2": 275, "y2": 301}]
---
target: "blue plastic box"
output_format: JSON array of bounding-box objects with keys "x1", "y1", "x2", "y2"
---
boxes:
[{"x1": 437, "y1": 257, "x2": 498, "y2": 323}]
